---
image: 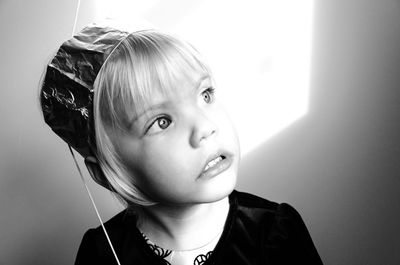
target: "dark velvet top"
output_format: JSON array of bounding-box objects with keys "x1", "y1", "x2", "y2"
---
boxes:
[{"x1": 75, "y1": 190, "x2": 323, "y2": 265}]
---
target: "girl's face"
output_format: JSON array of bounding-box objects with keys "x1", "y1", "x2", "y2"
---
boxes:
[{"x1": 110, "y1": 72, "x2": 240, "y2": 205}]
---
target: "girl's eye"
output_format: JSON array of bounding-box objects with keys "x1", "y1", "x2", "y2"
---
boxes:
[
  {"x1": 147, "y1": 116, "x2": 171, "y2": 134},
  {"x1": 201, "y1": 87, "x2": 215, "y2": 104}
]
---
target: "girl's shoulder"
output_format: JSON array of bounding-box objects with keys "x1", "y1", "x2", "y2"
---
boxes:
[
  {"x1": 231, "y1": 190, "x2": 280, "y2": 209},
  {"x1": 231, "y1": 189, "x2": 300, "y2": 219},
  {"x1": 75, "y1": 209, "x2": 146, "y2": 264},
  {"x1": 230, "y1": 190, "x2": 313, "y2": 245},
  {"x1": 226, "y1": 190, "x2": 323, "y2": 264},
  {"x1": 90, "y1": 208, "x2": 133, "y2": 235}
]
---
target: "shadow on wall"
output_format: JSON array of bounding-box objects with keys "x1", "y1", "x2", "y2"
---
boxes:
[
  {"x1": 2, "y1": 148, "x2": 80, "y2": 264},
  {"x1": 238, "y1": 0, "x2": 400, "y2": 264},
  {"x1": 2, "y1": 139, "x2": 121, "y2": 265},
  {"x1": 2, "y1": 0, "x2": 400, "y2": 265}
]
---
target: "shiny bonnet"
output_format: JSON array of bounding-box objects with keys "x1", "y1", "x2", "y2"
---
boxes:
[{"x1": 41, "y1": 24, "x2": 129, "y2": 158}]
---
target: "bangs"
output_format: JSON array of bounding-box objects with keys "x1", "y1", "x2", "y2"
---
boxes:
[{"x1": 96, "y1": 30, "x2": 211, "y2": 133}]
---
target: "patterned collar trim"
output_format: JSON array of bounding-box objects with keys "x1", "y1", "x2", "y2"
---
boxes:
[{"x1": 140, "y1": 232, "x2": 220, "y2": 265}]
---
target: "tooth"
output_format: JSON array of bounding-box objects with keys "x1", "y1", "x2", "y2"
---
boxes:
[{"x1": 205, "y1": 156, "x2": 222, "y2": 171}]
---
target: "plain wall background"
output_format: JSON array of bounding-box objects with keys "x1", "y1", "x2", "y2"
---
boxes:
[{"x1": 1, "y1": 0, "x2": 400, "y2": 264}]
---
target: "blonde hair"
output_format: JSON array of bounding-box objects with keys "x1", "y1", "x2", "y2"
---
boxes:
[{"x1": 93, "y1": 30, "x2": 211, "y2": 207}]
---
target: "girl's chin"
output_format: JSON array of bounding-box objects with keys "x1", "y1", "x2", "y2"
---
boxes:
[
  {"x1": 153, "y1": 187, "x2": 235, "y2": 206},
  {"x1": 145, "y1": 171, "x2": 237, "y2": 205},
  {"x1": 197, "y1": 180, "x2": 237, "y2": 203}
]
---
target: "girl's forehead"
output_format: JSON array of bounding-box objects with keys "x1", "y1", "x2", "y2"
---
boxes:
[
  {"x1": 151, "y1": 71, "x2": 212, "y2": 98},
  {"x1": 126, "y1": 72, "x2": 213, "y2": 121}
]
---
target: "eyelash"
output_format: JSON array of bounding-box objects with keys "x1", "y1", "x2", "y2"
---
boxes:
[
  {"x1": 201, "y1": 87, "x2": 216, "y2": 104},
  {"x1": 146, "y1": 115, "x2": 171, "y2": 134},
  {"x1": 145, "y1": 87, "x2": 216, "y2": 134}
]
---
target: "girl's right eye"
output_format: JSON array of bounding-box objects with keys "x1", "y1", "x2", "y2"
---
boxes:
[{"x1": 146, "y1": 116, "x2": 172, "y2": 134}]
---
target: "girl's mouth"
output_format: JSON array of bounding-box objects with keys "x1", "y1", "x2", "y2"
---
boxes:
[
  {"x1": 199, "y1": 154, "x2": 232, "y2": 179},
  {"x1": 204, "y1": 155, "x2": 225, "y2": 171}
]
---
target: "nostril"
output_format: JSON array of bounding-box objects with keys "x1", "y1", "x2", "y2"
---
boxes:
[
  {"x1": 190, "y1": 114, "x2": 218, "y2": 148},
  {"x1": 210, "y1": 129, "x2": 216, "y2": 136}
]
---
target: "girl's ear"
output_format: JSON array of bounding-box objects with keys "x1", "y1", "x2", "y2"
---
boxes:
[{"x1": 84, "y1": 156, "x2": 110, "y2": 189}]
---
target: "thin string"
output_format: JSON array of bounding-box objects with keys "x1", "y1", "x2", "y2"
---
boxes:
[
  {"x1": 69, "y1": 1, "x2": 121, "y2": 264},
  {"x1": 68, "y1": 146, "x2": 122, "y2": 265},
  {"x1": 71, "y1": 0, "x2": 81, "y2": 36}
]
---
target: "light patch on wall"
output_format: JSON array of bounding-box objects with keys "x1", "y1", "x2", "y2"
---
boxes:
[{"x1": 95, "y1": 0, "x2": 314, "y2": 155}]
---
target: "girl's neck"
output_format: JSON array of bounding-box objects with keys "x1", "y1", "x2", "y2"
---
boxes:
[{"x1": 137, "y1": 197, "x2": 230, "y2": 251}]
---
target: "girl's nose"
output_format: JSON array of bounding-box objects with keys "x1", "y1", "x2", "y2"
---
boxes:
[{"x1": 189, "y1": 110, "x2": 218, "y2": 148}]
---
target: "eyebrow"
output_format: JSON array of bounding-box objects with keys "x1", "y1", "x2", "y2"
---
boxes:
[
  {"x1": 129, "y1": 74, "x2": 211, "y2": 124},
  {"x1": 194, "y1": 74, "x2": 211, "y2": 90}
]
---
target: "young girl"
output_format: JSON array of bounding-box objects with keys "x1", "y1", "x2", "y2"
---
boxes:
[{"x1": 41, "y1": 23, "x2": 323, "y2": 265}]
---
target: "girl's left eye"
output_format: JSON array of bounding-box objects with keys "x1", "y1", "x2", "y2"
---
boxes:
[{"x1": 201, "y1": 87, "x2": 215, "y2": 104}]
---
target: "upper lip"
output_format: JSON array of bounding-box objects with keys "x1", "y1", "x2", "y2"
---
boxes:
[{"x1": 202, "y1": 149, "x2": 232, "y2": 172}]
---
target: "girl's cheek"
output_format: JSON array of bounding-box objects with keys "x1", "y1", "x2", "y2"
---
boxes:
[{"x1": 218, "y1": 109, "x2": 234, "y2": 130}]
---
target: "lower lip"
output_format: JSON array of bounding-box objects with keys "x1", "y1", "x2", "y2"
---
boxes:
[{"x1": 198, "y1": 156, "x2": 233, "y2": 179}]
